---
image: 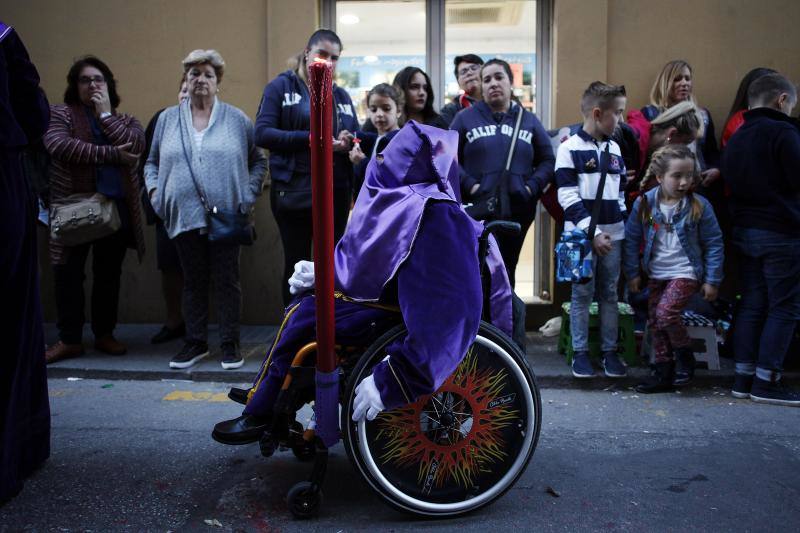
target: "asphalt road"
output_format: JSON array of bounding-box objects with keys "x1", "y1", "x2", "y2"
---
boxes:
[{"x1": 2, "y1": 378, "x2": 799, "y2": 532}]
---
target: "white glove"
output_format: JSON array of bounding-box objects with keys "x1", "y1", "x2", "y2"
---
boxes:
[
  {"x1": 352, "y1": 374, "x2": 385, "y2": 422},
  {"x1": 288, "y1": 260, "x2": 315, "y2": 295}
]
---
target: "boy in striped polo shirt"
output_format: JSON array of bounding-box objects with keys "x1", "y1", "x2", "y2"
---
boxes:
[{"x1": 556, "y1": 82, "x2": 628, "y2": 378}]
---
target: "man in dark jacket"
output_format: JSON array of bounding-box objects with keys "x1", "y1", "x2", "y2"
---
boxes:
[
  {"x1": 722, "y1": 72, "x2": 800, "y2": 406},
  {"x1": 0, "y1": 21, "x2": 51, "y2": 502},
  {"x1": 440, "y1": 54, "x2": 483, "y2": 127}
]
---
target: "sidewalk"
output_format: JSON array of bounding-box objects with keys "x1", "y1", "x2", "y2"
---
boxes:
[{"x1": 44, "y1": 323, "x2": 798, "y2": 389}]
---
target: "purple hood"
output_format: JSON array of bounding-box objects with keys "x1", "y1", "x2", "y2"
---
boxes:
[{"x1": 334, "y1": 121, "x2": 513, "y2": 335}]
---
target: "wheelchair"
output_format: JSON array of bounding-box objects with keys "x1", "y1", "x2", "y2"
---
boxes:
[{"x1": 227, "y1": 221, "x2": 542, "y2": 519}]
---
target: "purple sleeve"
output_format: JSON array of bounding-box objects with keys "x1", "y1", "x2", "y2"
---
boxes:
[
  {"x1": 0, "y1": 26, "x2": 50, "y2": 147},
  {"x1": 372, "y1": 201, "x2": 483, "y2": 409}
]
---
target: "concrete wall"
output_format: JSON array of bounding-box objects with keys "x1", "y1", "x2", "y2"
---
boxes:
[
  {"x1": 552, "y1": 0, "x2": 800, "y2": 132},
  {"x1": 5, "y1": 0, "x2": 800, "y2": 325},
  {"x1": 5, "y1": 0, "x2": 319, "y2": 324}
]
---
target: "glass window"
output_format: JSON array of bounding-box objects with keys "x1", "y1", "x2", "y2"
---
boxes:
[
  {"x1": 444, "y1": 0, "x2": 537, "y2": 112},
  {"x1": 445, "y1": 0, "x2": 546, "y2": 303},
  {"x1": 334, "y1": 0, "x2": 427, "y2": 124},
  {"x1": 328, "y1": 0, "x2": 552, "y2": 304}
]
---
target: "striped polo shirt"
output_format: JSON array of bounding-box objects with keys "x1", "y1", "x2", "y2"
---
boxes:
[{"x1": 555, "y1": 128, "x2": 627, "y2": 241}]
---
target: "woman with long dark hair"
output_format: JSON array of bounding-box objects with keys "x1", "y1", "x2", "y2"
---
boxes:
[
  {"x1": 255, "y1": 29, "x2": 359, "y2": 305},
  {"x1": 392, "y1": 66, "x2": 448, "y2": 129},
  {"x1": 450, "y1": 58, "x2": 555, "y2": 286},
  {"x1": 721, "y1": 67, "x2": 777, "y2": 148}
]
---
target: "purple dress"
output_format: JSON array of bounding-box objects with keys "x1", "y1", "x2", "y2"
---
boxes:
[
  {"x1": 244, "y1": 122, "x2": 512, "y2": 415},
  {"x1": 0, "y1": 22, "x2": 51, "y2": 502}
]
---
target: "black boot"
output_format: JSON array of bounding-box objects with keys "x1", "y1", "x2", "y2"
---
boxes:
[
  {"x1": 673, "y1": 347, "x2": 696, "y2": 386},
  {"x1": 636, "y1": 362, "x2": 675, "y2": 394}
]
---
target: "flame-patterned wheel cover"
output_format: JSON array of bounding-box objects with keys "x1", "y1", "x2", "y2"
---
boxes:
[{"x1": 353, "y1": 332, "x2": 538, "y2": 514}]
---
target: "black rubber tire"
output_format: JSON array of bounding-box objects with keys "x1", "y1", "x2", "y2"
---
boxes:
[
  {"x1": 287, "y1": 481, "x2": 323, "y2": 519},
  {"x1": 341, "y1": 321, "x2": 542, "y2": 517}
]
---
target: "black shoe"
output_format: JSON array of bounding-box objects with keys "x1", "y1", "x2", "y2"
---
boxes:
[
  {"x1": 221, "y1": 342, "x2": 244, "y2": 370},
  {"x1": 673, "y1": 347, "x2": 696, "y2": 386},
  {"x1": 731, "y1": 373, "x2": 754, "y2": 399},
  {"x1": 212, "y1": 414, "x2": 271, "y2": 445},
  {"x1": 636, "y1": 362, "x2": 675, "y2": 394},
  {"x1": 749, "y1": 377, "x2": 800, "y2": 407},
  {"x1": 151, "y1": 323, "x2": 186, "y2": 344},
  {"x1": 228, "y1": 387, "x2": 250, "y2": 405},
  {"x1": 169, "y1": 342, "x2": 209, "y2": 369}
]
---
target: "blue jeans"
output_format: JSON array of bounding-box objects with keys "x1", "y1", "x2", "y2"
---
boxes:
[
  {"x1": 570, "y1": 240, "x2": 621, "y2": 353},
  {"x1": 732, "y1": 228, "x2": 800, "y2": 380}
]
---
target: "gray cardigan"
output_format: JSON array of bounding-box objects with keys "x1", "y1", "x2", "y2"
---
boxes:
[{"x1": 144, "y1": 98, "x2": 268, "y2": 238}]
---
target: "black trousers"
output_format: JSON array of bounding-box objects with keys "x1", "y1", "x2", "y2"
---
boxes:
[
  {"x1": 173, "y1": 230, "x2": 241, "y2": 347},
  {"x1": 53, "y1": 230, "x2": 129, "y2": 344},
  {"x1": 494, "y1": 210, "x2": 536, "y2": 289},
  {"x1": 271, "y1": 187, "x2": 352, "y2": 305}
]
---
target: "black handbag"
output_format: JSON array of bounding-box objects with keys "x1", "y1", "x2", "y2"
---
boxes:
[
  {"x1": 178, "y1": 110, "x2": 256, "y2": 246},
  {"x1": 465, "y1": 105, "x2": 524, "y2": 221}
]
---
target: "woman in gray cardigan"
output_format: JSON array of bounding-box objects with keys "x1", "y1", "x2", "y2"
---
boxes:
[{"x1": 145, "y1": 49, "x2": 267, "y2": 370}]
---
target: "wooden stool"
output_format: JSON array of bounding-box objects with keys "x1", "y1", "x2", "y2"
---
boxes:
[{"x1": 640, "y1": 311, "x2": 720, "y2": 369}]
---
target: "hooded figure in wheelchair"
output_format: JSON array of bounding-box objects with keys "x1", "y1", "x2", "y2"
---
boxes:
[{"x1": 213, "y1": 122, "x2": 541, "y2": 517}]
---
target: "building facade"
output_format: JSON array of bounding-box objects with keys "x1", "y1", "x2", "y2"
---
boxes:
[{"x1": 6, "y1": 0, "x2": 800, "y2": 324}]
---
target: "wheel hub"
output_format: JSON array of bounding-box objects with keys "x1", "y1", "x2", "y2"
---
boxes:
[{"x1": 419, "y1": 390, "x2": 473, "y2": 445}]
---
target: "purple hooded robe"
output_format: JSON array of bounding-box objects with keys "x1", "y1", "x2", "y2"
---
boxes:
[
  {"x1": 0, "y1": 22, "x2": 51, "y2": 502},
  {"x1": 244, "y1": 122, "x2": 512, "y2": 414}
]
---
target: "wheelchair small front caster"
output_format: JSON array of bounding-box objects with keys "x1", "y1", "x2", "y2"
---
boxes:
[{"x1": 287, "y1": 481, "x2": 322, "y2": 519}]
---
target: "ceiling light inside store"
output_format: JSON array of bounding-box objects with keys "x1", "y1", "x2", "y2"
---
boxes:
[
  {"x1": 363, "y1": 55, "x2": 378, "y2": 63},
  {"x1": 339, "y1": 14, "x2": 360, "y2": 25}
]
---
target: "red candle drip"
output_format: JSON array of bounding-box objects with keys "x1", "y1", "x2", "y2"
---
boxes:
[{"x1": 307, "y1": 60, "x2": 336, "y2": 374}]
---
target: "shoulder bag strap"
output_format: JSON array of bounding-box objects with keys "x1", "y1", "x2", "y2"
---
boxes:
[
  {"x1": 497, "y1": 104, "x2": 525, "y2": 218},
  {"x1": 177, "y1": 105, "x2": 211, "y2": 213},
  {"x1": 505, "y1": 103, "x2": 525, "y2": 171},
  {"x1": 586, "y1": 141, "x2": 611, "y2": 241}
]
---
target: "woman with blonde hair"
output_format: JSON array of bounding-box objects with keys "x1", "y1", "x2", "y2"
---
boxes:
[
  {"x1": 145, "y1": 49, "x2": 268, "y2": 370},
  {"x1": 626, "y1": 100, "x2": 705, "y2": 196},
  {"x1": 641, "y1": 60, "x2": 721, "y2": 202}
]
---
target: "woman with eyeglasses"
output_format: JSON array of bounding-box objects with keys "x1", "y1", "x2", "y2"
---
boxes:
[
  {"x1": 255, "y1": 29, "x2": 359, "y2": 305},
  {"x1": 450, "y1": 58, "x2": 555, "y2": 287},
  {"x1": 43, "y1": 56, "x2": 145, "y2": 364}
]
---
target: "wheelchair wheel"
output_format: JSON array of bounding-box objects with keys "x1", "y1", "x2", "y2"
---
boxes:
[{"x1": 342, "y1": 321, "x2": 541, "y2": 517}]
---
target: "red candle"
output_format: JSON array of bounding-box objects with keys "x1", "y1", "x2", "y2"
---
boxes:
[{"x1": 308, "y1": 59, "x2": 335, "y2": 374}]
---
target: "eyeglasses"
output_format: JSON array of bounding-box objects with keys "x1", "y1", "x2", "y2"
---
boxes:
[
  {"x1": 78, "y1": 76, "x2": 106, "y2": 85},
  {"x1": 457, "y1": 64, "x2": 481, "y2": 77}
]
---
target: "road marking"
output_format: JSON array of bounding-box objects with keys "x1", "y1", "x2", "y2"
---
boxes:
[{"x1": 162, "y1": 391, "x2": 230, "y2": 402}]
